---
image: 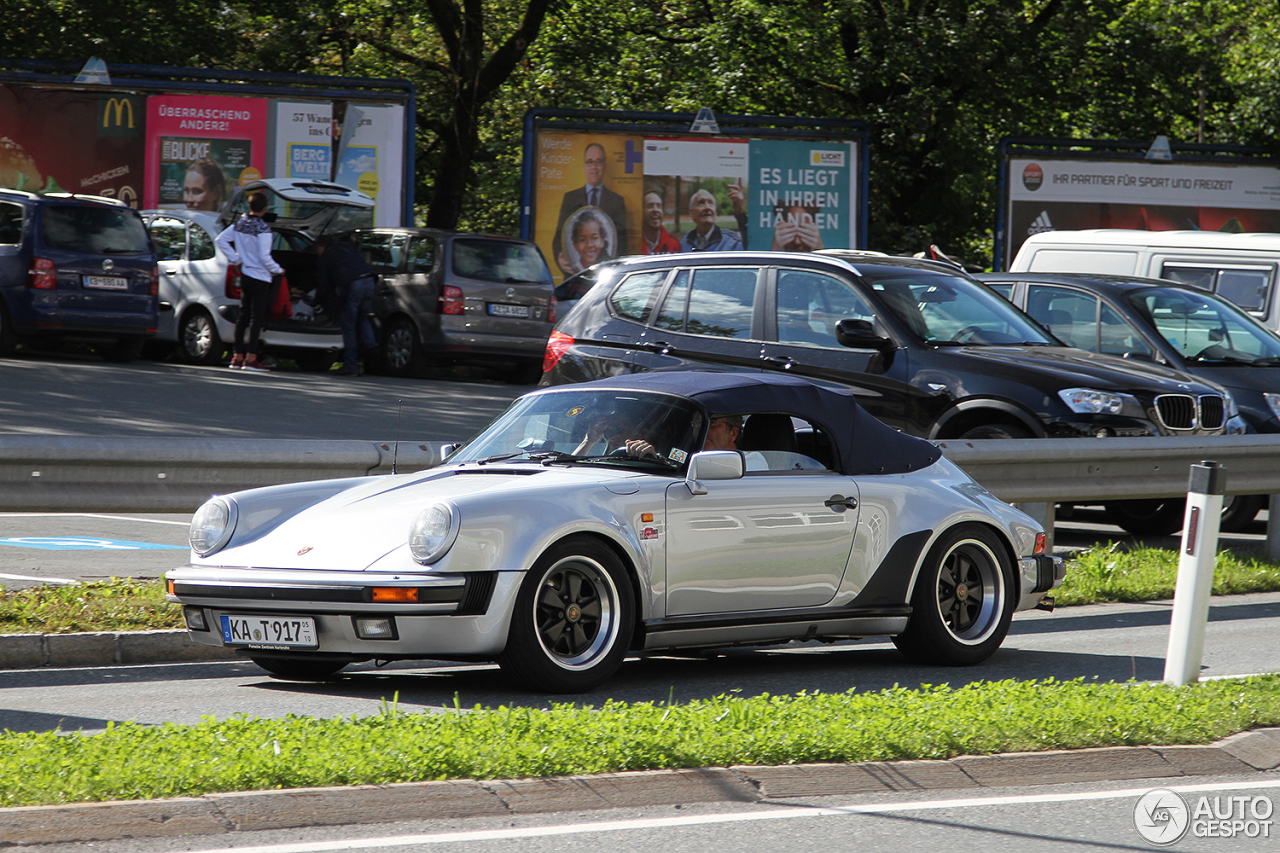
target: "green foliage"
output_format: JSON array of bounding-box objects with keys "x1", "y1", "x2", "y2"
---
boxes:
[
  {"x1": 1, "y1": 676, "x2": 1277, "y2": 807},
  {"x1": 0, "y1": 579, "x2": 177, "y2": 634},
  {"x1": 1055, "y1": 543, "x2": 1280, "y2": 606}
]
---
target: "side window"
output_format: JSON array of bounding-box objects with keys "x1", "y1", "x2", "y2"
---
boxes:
[
  {"x1": 0, "y1": 202, "x2": 23, "y2": 244},
  {"x1": 408, "y1": 236, "x2": 436, "y2": 273},
  {"x1": 1161, "y1": 265, "x2": 1215, "y2": 290},
  {"x1": 354, "y1": 233, "x2": 399, "y2": 272},
  {"x1": 1025, "y1": 285, "x2": 1098, "y2": 351},
  {"x1": 737, "y1": 413, "x2": 832, "y2": 472},
  {"x1": 609, "y1": 270, "x2": 668, "y2": 323},
  {"x1": 1099, "y1": 302, "x2": 1153, "y2": 358},
  {"x1": 1216, "y1": 269, "x2": 1271, "y2": 313},
  {"x1": 149, "y1": 218, "x2": 187, "y2": 262},
  {"x1": 776, "y1": 270, "x2": 875, "y2": 346},
  {"x1": 655, "y1": 270, "x2": 690, "y2": 330},
  {"x1": 189, "y1": 223, "x2": 216, "y2": 261},
  {"x1": 684, "y1": 267, "x2": 759, "y2": 339}
]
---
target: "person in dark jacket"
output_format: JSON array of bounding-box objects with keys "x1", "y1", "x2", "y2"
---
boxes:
[{"x1": 316, "y1": 236, "x2": 378, "y2": 376}]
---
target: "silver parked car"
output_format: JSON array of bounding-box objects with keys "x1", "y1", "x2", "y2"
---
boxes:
[{"x1": 166, "y1": 372, "x2": 1064, "y2": 693}]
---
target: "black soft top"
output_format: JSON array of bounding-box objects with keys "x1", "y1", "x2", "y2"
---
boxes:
[{"x1": 537, "y1": 372, "x2": 942, "y2": 476}]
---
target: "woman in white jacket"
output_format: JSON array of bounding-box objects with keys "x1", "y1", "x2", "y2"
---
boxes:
[{"x1": 215, "y1": 192, "x2": 283, "y2": 371}]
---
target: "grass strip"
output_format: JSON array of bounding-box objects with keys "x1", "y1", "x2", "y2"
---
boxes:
[
  {"x1": 3, "y1": 547, "x2": 1279, "y2": 634},
  {"x1": 1, "y1": 676, "x2": 1278, "y2": 807}
]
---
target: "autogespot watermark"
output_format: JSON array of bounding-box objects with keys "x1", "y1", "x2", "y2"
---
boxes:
[{"x1": 1134, "y1": 788, "x2": 1274, "y2": 845}]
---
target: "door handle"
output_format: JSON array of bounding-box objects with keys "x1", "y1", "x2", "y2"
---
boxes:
[
  {"x1": 824, "y1": 495, "x2": 858, "y2": 512},
  {"x1": 642, "y1": 340, "x2": 674, "y2": 354},
  {"x1": 761, "y1": 355, "x2": 794, "y2": 369}
]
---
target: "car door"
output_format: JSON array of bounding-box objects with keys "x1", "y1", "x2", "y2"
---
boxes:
[
  {"x1": 758, "y1": 267, "x2": 933, "y2": 434},
  {"x1": 631, "y1": 266, "x2": 766, "y2": 373},
  {"x1": 148, "y1": 216, "x2": 189, "y2": 339},
  {"x1": 1023, "y1": 284, "x2": 1157, "y2": 360},
  {"x1": 662, "y1": 446, "x2": 859, "y2": 616}
]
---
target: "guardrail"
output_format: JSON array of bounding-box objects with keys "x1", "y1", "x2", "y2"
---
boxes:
[{"x1": 4, "y1": 434, "x2": 1280, "y2": 557}]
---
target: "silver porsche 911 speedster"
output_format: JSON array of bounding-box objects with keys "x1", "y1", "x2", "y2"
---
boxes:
[{"x1": 166, "y1": 372, "x2": 1064, "y2": 692}]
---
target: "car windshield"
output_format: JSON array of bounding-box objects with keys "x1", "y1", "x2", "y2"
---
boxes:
[
  {"x1": 449, "y1": 389, "x2": 706, "y2": 472},
  {"x1": 452, "y1": 239, "x2": 552, "y2": 284},
  {"x1": 42, "y1": 206, "x2": 150, "y2": 254},
  {"x1": 864, "y1": 269, "x2": 1056, "y2": 346},
  {"x1": 1126, "y1": 287, "x2": 1280, "y2": 364}
]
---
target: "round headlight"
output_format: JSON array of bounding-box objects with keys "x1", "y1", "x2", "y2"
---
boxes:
[
  {"x1": 409, "y1": 503, "x2": 459, "y2": 564},
  {"x1": 190, "y1": 498, "x2": 236, "y2": 556}
]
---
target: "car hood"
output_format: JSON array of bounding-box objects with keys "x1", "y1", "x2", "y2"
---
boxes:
[
  {"x1": 217, "y1": 465, "x2": 645, "y2": 571},
  {"x1": 945, "y1": 345, "x2": 1219, "y2": 395}
]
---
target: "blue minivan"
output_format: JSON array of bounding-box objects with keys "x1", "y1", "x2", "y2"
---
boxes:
[{"x1": 0, "y1": 189, "x2": 158, "y2": 361}]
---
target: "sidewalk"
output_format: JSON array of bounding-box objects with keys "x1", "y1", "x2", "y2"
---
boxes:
[{"x1": 3, "y1": 728, "x2": 1278, "y2": 845}]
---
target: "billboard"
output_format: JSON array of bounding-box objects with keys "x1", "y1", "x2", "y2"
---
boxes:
[
  {"x1": 334, "y1": 104, "x2": 406, "y2": 227},
  {"x1": 1000, "y1": 142, "x2": 1280, "y2": 269},
  {"x1": 0, "y1": 85, "x2": 145, "y2": 204},
  {"x1": 524, "y1": 110, "x2": 867, "y2": 282},
  {"x1": 145, "y1": 94, "x2": 269, "y2": 211},
  {"x1": 272, "y1": 100, "x2": 333, "y2": 182}
]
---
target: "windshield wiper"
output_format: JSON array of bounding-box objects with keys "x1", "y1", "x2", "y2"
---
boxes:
[
  {"x1": 474, "y1": 452, "x2": 524, "y2": 465},
  {"x1": 528, "y1": 451, "x2": 580, "y2": 465}
]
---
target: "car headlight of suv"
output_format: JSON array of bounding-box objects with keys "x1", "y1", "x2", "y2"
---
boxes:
[
  {"x1": 1057, "y1": 388, "x2": 1128, "y2": 415},
  {"x1": 409, "y1": 503, "x2": 459, "y2": 564},
  {"x1": 190, "y1": 497, "x2": 237, "y2": 556}
]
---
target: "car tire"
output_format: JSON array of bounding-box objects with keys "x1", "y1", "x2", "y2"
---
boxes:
[
  {"x1": 249, "y1": 655, "x2": 347, "y2": 680},
  {"x1": 957, "y1": 422, "x2": 1033, "y2": 440},
  {"x1": 892, "y1": 524, "x2": 1014, "y2": 666},
  {"x1": 497, "y1": 536, "x2": 634, "y2": 693},
  {"x1": 97, "y1": 337, "x2": 145, "y2": 363},
  {"x1": 1220, "y1": 494, "x2": 1263, "y2": 533},
  {"x1": 179, "y1": 308, "x2": 225, "y2": 365},
  {"x1": 1106, "y1": 499, "x2": 1185, "y2": 536},
  {"x1": 0, "y1": 300, "x2": 17, "y2": 356},
  {"x1": 381, "y1": 318, "x2": 423, "y2": 377}
]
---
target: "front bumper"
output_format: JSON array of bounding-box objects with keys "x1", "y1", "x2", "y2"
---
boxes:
[{"x1": 166, "y1": 566, "x2": 522, "y2": 659}]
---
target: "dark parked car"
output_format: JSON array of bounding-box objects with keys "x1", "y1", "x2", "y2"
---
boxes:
[
  {"x1": 541, "y1": 251, "x2": 1241, "y2": 533},
  {"x1": 343, "y1": 228, "x2": 555, "y2": 382},
  {"x1": 0, "y1": 189, "x2": 158, "y2": 361},
  {"x1": 981, "y1": 270, "x2": 1280, "y2": 530}
]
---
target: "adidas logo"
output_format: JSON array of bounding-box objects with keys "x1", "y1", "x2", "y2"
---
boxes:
[{"x1": 1028, "y1": 211, "x2": 1054, "y2": 235}]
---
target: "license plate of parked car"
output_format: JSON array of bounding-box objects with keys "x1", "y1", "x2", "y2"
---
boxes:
[
  {"x1": 220, "y1": 614, "x2": 317, "y2": 648},
  {"x1": 487, "y1": 303, "x2": 530, "y2": 318},
  {"x1": 82, "y1": 275, "x2": 129, "y2": 290}
]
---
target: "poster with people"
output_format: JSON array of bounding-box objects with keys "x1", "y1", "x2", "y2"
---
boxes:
[
  {"x1": 533, "y1": 132, "x2": 644, "y2": 279},
  {"x1": 0, "y1": 85, "x2": 145, "y2": 205},
  {"x1": 144, "y1": 94, "x2": 268, "y2": 211},
  {"x1": 272, "y1": 101, "x2": 332, "y2": 182},
  {"x1": 642, "y1": 138, "x2": 751, "y2": 254}
]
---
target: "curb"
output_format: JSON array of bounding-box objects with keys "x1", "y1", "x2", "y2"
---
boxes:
[
  {"x1": 3, "y1": 729, "x2": 1279, "y2": 845},
  {"x1": 0, "y1": 629, "x2": 235, "y2": 669}
]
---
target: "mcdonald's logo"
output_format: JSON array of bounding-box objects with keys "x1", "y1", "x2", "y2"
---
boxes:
[
  {"x1": 98, "y1": 96, "x2": 141, "y2": 137},
  {"x1": 103, "y1": 97, "x2": 135, "y2": 129}
]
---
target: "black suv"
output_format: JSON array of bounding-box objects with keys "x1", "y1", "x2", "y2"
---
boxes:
[
  {"x1": 541, "y1": 251, "x2": 1238, "y2": 443},
  {"x1": 0, "y1": 190, "x2": 158, "y2": 361}
]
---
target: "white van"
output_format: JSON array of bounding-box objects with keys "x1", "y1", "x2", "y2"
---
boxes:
[{"x1": 1010, "y1": 230, "x2": 1280, "y2": 333}]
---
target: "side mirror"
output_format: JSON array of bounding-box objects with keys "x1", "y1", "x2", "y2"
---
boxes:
[
  {"x1": 685, "y1": 450, "x2": 745, "y2": 495},
  {"x1": 835, "y1": 318, "x2": 893, "y2": 351}
]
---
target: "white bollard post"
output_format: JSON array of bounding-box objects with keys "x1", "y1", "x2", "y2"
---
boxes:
[{"x1": 1164, "y1": 461, "x2": 1226, "y2": 686}]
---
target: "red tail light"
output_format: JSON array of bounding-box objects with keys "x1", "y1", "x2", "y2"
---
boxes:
[
  {"x1": 149, "y1": 265, "x2": 160, "y2": 297},
  {"x1": 439, "y1": 285, "x2": 464, "y2": 315},
  {"x1": 1034, "y1": 532, "x2": 1047, "y2": 555},
  {"x1": 225, "y1": 265, "x2": 241, "y2": 299},
  {"x1": 547, "y1": 294, "x2": 558, "y2": 325},
  {"x1": 543, "y1": 330, "x2": 574, "y2": 372},
  {"x1": 29, "y1": 258, "x2": 56, "y2": 289}
]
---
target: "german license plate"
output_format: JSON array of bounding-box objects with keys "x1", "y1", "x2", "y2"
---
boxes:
[
  {"x1": 220, "y1": 614, "x2": 318, "y2": 649},
  {"x1": 83, "y1": 275, "x2": 129, "y2": 290},
  {"x1": 488, "y1": 303, "x2": 530, "y2": 318}
]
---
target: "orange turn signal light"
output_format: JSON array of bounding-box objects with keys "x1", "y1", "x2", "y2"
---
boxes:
[
  {"x1": 1034, "y1": 533, "x2": 1047, "y2": 555},
  {"x1": 372, "y1": 587, "x2": 419, "y2": 603}
]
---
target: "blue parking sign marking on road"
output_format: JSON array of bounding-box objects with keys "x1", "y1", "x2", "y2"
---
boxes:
[{"x1": 0, "y1": 537, "x2": 186, "y2": 551}]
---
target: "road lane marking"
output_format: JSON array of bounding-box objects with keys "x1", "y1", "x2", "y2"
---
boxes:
[
  {"x1": 160, "y1": 778, "x2": 1280, "y2": 853},
  {"x1": 0, "y1": 512, "x2": 189, "y2": 525},
  {"x1": 0, "y1": 572, "x2": 78, "y2": 585},
  {"x1": 0, "y1": 537, "x2": 185, "y2": 551}
]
